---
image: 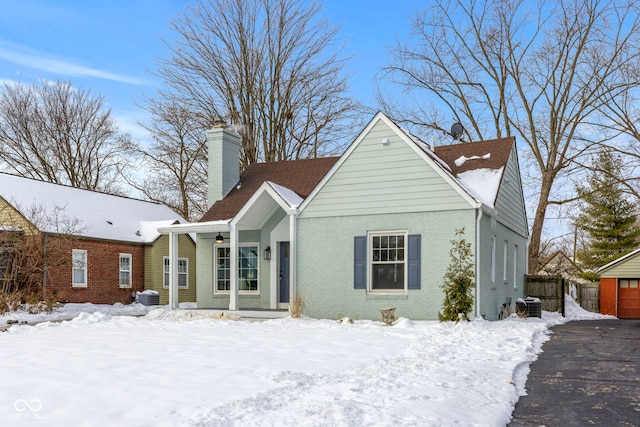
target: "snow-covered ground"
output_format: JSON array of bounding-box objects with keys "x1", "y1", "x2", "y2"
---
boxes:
[{"x1": 0, "y1": 297, "x2": 613, "y2": 427}]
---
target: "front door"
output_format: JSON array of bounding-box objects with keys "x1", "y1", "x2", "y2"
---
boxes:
[{"x1": 279, "y1": 242, "x2": 290, "y2": 305}]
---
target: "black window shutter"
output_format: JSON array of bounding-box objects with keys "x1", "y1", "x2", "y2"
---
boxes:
[
  {"x1": 408, "y1": 234, "x2": 421, "y2": 289},
  {"x1": 354, "y1": 236, "x2": 366, "y2": 289}
]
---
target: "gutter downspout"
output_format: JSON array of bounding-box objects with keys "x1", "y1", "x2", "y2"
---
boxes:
[
  {"x1": 42, "y1": 233, "x2": 48, "y2": 298},
  {"x1": 475, "y1": 207, "x2": 483, "y2": 319}
]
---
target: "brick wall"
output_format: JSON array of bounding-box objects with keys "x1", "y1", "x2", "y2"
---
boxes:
[
  {"x1": 599, "y1": 277, "x2": 617, "y2": 316},
  {"x1": 296, "y1": 210, "x2": 476, "y2": 321},
  {"x1": 46, "y1": 237, "x2": 145, "y2": 304}
]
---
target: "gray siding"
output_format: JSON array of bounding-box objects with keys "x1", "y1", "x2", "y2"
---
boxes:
[
  {"x1": 494, "y1": 145, "x2": 528, "y2": 237},
  {"x1": 300, "y1": 120, "x2": 471, "y2": 219},
  {"x1": 477, "y1": 214, "x2": 525, "y2": 320}
]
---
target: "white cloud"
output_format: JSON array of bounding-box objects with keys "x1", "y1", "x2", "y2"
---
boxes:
[{"x1": 0, "y1": 41, "x2": 146, "y2": 85}]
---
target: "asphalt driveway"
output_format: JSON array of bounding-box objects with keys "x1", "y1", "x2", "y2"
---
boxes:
[{"x1": 509, "y1": 319, "x2": 640, "y2": 426}]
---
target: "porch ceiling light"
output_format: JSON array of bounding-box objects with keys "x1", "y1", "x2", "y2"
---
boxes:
[{"x1": 215, "y1": 233, "x2": 224, "y2": 244}]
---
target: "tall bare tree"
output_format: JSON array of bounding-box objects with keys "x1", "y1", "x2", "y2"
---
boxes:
[
  {"x1": 0, "y1": 80, "x2": 127, "y2": 193},
  {"x1": 154, "y1": 0, "x2": 358, "y2": 169},
  {"x1": 122, "y1": 98, "x2": 208, "y2": 221},
  {"x1": 381, "y1": 0, "x2": 640, "y2": 272}
]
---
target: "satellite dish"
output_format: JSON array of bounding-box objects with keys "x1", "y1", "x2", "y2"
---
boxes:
[{"x1": 450, "y1": 122, "x2": 464, "y2": 141}]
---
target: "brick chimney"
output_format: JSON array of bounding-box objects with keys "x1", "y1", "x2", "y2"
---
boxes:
[{"x1": 207, "y1": 127, "x2": 241, "y2": 208}]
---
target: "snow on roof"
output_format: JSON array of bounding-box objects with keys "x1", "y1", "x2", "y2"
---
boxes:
[
  {"x1": 0, "y1": 173, "x2": 187, "y2": 243},
  {"x1": 268, "y1": 181, "x2": 303, "y2": 208},
  {"x1": 456, "y1": 167, "x2": 504, "y2": 208},
  {"x1": 139, "y1": 220, "x2": 195, "y2": 243},
  {"x1": 597, "y1": 247, "x2": 640, "y2": 273},
  {"x1": 395, "y1": 125, "x2": 508, "y2": 208},
  {"x1": 398, "y1": 126, "x2": 454, "y2": 173},
  {"x1": 455, "y1": 153, "x2": 491, "y2": 167}
]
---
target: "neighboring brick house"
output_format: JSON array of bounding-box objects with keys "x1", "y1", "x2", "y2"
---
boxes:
[
  {"x1": 162, "y1": 112, "x2": 529, "y2": 320},
  {"x1": 0, "y1": 173, "x2": 195, "y2": 305}
]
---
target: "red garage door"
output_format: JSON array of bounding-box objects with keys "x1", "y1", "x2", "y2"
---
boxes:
[{"x1": 618, "y1": 279, "x2": 640, "y2": 319}]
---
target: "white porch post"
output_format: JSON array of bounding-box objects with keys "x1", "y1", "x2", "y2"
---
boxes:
[
  {"x1": 288, "y1": 212, "x2": 297, "y2": 305},
  {"x1": 229, "y1": 223, "x2": 239, "y2": 311},
  {"x1": 168, "y1": 231, "x2": 179, "y2": 310}
]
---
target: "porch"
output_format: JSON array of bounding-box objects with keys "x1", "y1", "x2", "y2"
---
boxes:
[
  {"x1": 158, "y1": 181, "x2": 301, "y2": 312},
  {"x1": 179, "y1": 308, "x2": 290, "y2": 321}
]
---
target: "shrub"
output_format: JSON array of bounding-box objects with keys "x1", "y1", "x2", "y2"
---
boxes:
[
  {"x1": 439, "y1": 228, "x2": 475, "y2": 322},
  {"x1": 289, "y1": 294, "x2": 306, "y2": 318}
]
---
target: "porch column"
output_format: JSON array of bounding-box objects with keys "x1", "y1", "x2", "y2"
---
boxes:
[
  {"x1": 229, "y1": 223, "x2": 239, "y2": 311},
  {"x1": 168, "y1": 231, "x2": 179, "y2": 310},
  {"x1": 288, "y1": 212, "x2": 297, "y2": 305}
]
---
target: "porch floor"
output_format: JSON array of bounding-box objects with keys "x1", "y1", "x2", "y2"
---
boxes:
[{"x1": 177, "y1": 308, "x2": 289, "y2": 320}]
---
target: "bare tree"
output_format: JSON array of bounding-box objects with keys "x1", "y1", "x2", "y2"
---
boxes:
[
  {"x1": 381, "y1": 0, "x2": 640, "y2": 272},
  {"x1": 122, "y1": 98, "x2": 208, "y2": 221},
  {"x1": 154, "y1": 0, "x2": 358, "y2": 169},
  {"x1": 0, "y1": 201, "x2": 84, "y2": 296},
  {"x1": 0, "y1": 79, "x2": 128, "y2": 193}
]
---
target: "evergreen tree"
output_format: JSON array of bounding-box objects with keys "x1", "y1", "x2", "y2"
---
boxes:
[
  {"x1": 439, "y1": 228, "x2": 475, "y2": 322},
  {"x1": 574, "y1": 150, "x2": 640, "y2": 279}
]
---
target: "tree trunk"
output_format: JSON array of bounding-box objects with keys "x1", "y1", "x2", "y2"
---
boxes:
[{"x1": 529, "y1": 171, "x2": 555, "y2": 273}]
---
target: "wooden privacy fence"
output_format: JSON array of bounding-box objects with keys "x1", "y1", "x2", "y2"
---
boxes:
[
  {"x1": 525, "y1": 275, "x2": 565, "y2": 315},
  {"x1": 569, "y1": 281, "x2": 600, "y2": 313},
  {"x1": 524, "y1": 275, "x2": 600, "y2": 316}
]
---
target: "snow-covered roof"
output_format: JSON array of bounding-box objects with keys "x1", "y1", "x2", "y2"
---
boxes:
[
  {"x1": 396, "y1": 125, "x2": 513, "y2": 209},
  {"x1": 456, "y1": 167, "x2": 504, "y2": 209},
  {"x1": 0, "y1": 173, "x2": 187, "y2": 243},
  {"x1": 597, "y1": 247, "x2": 640, "y2": 273},
  {"x1": 267, "y1": 181, "x2": 303, "y2": 208},
  {"x1": 455, "y1": 153, "x2": 491, "y2": 167}
]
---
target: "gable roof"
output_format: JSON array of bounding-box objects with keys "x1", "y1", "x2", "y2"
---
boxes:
[
  {"x1": 433, "y1": 137, "x2": 514, "y2": 208},
  {"x1": 597, "y1": 247, "x2": 640, "y2": 273},
  {"x1": 433, "y1": 137, "x2": 513, "y2": 175},
  {"x1": 200, "y1": 112, "x2": 518, "y2": 222},
  {"x1": 536, "y1": 251, "x2": 583, "y2": 274},
  {"x1": 393, "y1": 119, "x2": 514, "y2": 209},
  {"x1": 199, "y1": 157, "x2": 339, "y2": 222},
  {"x1": 301, "y1": 112, "x2": 514, "y2": 212},
  {"x1": 0, "y1": 172, "x2": 187, "y2": 243}
]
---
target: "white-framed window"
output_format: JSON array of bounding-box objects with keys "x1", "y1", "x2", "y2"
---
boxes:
[
  {"x1": 119, "y1": 253, "x2": 132, "y2": 288},
  {"x1": 503, "y1": 241, "x2": 508, "y2": 282},
  {"x1": 216, "y1": 246, "x2": 230, "y2": 292},
  {"x1": 369, "y1": 232, "x2": 407, "y2": 292},
  {"x1": 620, "y1": 279, "x2": 639, "y2": 288},
  {"x1": 214, "y1": 243, "x2": 259, "y2": 294},
  {"x1": 513, "y1": 245, "x2": 518, "y2": 288},
  {"x1": 72, "y1": 249, "x2": 87, "y2": 287},
  {"x1": 163, "y1": 257, "x2": 189, "y2": 288},
  {"x1": 490, "y1": 236, "x2": 496, "y2": 283}
]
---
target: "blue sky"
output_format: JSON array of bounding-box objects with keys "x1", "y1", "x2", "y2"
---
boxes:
[{"x1": 0, "y1": 0, "x2": 420, "y2": 140}]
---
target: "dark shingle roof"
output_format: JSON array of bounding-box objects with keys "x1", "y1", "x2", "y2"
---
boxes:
[
  {"x1": 199, "y1": 157, "x2": 339, "y2": 222},
  {"x1": 200, "y1": 134, "x2": 515, "y2": 222},
  {"x1": 433, "y1": 137, "x2": 514, "y2": 175}
]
